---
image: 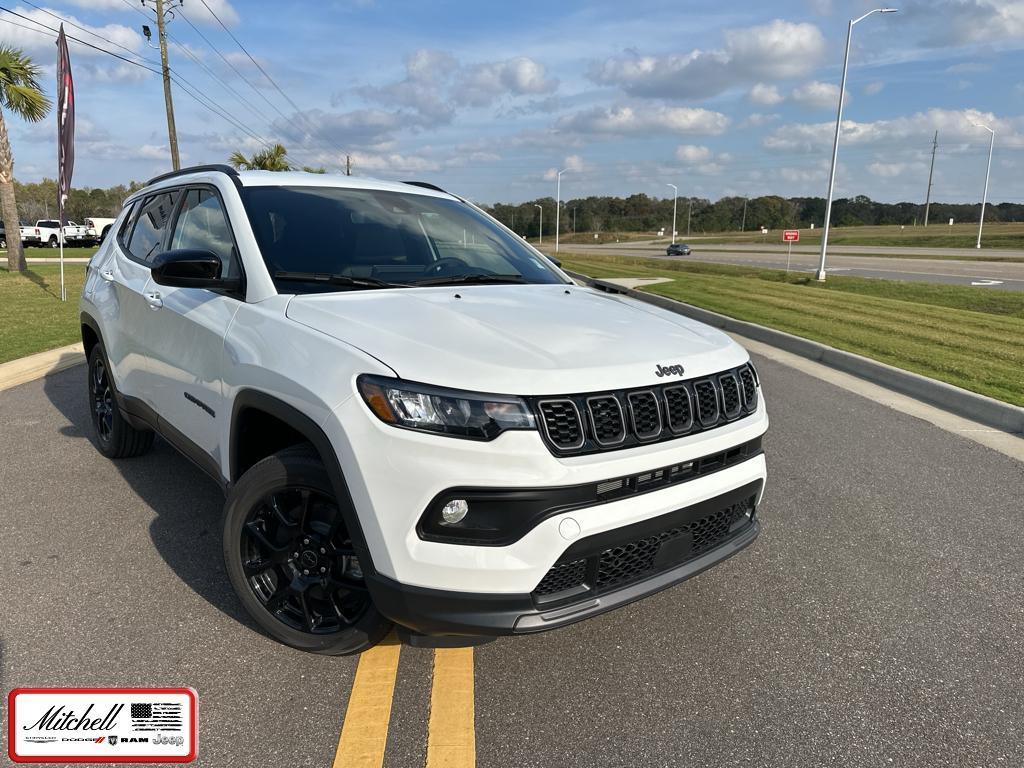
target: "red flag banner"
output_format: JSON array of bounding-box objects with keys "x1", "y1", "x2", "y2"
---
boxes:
[{"x1": 56, "y1": 24, "x2": 75, "y2": 225}]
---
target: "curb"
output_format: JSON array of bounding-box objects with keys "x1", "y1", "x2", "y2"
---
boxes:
[
  {"x1": 0, "y1": 343, "x2": 85, "y2": 392},
  {"x1": 567, "y1": 270, "x2": 1024, "y2": 436}
]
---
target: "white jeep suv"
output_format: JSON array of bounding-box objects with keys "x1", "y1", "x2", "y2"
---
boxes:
[{"x1": 80, "y1": 165, "x2": 768, "y2": 654}]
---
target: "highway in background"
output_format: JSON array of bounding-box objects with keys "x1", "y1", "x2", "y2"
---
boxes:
[{"x1": 556, "y1": 241, "x2": 1024, "y2": 290}]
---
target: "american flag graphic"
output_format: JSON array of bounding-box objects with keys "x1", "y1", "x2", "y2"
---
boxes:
[{"x1": 130, "y1": 702, "x2": 184, "y2": 731}]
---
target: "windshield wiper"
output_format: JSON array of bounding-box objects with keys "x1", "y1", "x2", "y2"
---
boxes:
[
  {"x1": 412, "y1": 273, "x2": 528, "y2": 286},
  {"x1": 274, "y1": 271, "x2": 406, "y2": 289}
]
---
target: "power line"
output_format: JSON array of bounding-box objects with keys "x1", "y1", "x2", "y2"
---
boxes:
[
  {"x1": 0, "y1": 6, "x2": 271, "y2": 149},
  {"x1": 20, "y1": 0, "x2": 159, "y2": 64},
  {"x1": 192, "y1": 0, "x2": 349, "y2": 163}
]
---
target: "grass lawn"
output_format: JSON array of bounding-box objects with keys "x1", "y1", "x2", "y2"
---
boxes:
[
  {"x1": 562, "y1": 253, "x2": 1024, "y2": 407},
  {"x1": 0, "y1": 264, "x2": 88, "y2": 364}
]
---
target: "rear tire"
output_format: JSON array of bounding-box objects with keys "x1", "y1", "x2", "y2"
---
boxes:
[
  {"x1": 87, "y1": 343, "x2": 155, "y2": 458},
  {"x1": 224, "y1": 445, "x2": 392, "y2": 655},
  {"x1": 48, "y1": 235, "x2": 59, "y2": 248}
]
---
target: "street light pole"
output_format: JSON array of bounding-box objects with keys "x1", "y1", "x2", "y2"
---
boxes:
[
  {"x1": 666, "y1": 183, "x2": 677, "y2": 244},
  {"x1": 686, "y1": 198, "x2": 692, "y2": 237},
  {"x1": 534, "y1": 204, "x2": 543, "y2": 245},
  {"x1": 815, "y1": 7, "x2": 898, "y2": 281},
  {"x1": 572, "y1": 207, "x2": 576, "y2": 234},
  {"x1": 973, "y1": 123, "x2": 995, "y2": 249},
  {"x1": 555, "y1": 169, "x2": 567, "y2": 252}
]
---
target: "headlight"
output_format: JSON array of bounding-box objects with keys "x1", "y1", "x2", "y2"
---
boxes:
[{"x1": 357, "y1": 375, "x2": 536, "y2": 440}]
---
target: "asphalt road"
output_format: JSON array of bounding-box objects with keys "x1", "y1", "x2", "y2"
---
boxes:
[
  {"x1": 2, "y1": 359, "x2": 1023, "y2": 766},
  {"x1": 557, "y1": 242, "x2": 1024, "y2": 290}
]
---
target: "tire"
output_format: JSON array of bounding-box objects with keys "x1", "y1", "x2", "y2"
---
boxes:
[
  {"x1": 48, "y1": 235, "x2": 58, "y2": 248},
  {"x1": 223, "y1": 445, "x2": 392, "y2": 655},
  {"x1": 87, "y1": 343, "x2": 155, "y2": 458},
  {"x1": 0, "y1": 238, "x2": 6, "y2": 249}
]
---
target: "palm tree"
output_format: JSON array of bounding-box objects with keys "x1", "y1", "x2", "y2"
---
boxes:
[
  {"x1": 0, "y1": 46, "x2": 51, "y2": 272},
  {"x1": 229, "y1": 143, "x2": 291, "y2": 172}
]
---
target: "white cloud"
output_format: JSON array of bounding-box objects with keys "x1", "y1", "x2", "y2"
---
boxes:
[
  {"x1": 349, "y1": 151, "x2": 441, "y2": 174},
  {"x1": 742, "y1": 112, "x2": 780, "y2": 127},
  {"x1": 454, "y1": 57, "x2": 558, "y2": 107},
  {"x1": 556, "y1": 105, "x2": 729, "y2": 136},
  {"x1": 864, "y1": 81, "x2": 885, "y2": 96},
  {"x1": 903, "y1": 0, "x2": 1024, "y2": 47},
  {"x1": 675, "y1": 144, "x2": 712, "y2": 163},
  {"x1": 867, "y1": 161, "x2": 923, "y2": 178},
  {"x1": 945, "y1": 62, "x2": 992, "y2": 74},
  {"x1": 359, "y1": 49, "x2": 457, "y2": 124},
  {"x1": 790, "y1": 81, "x2": 840, "y2": 110},
  {"x1": 542, "y1": 154, "x2": 586, "y2": 181},
  {"x1": 590, "y1": 20, "x2": 826, "y2": 100},
  {"x1": 749, "y1": 83, "x2": 783, "y2": 105},
  {"x1": 274, "y1": 108, "x2": 408, "y2": 150},
  {"x1": 763, "y1": 108, "x2": 1024, "y2": 153}
]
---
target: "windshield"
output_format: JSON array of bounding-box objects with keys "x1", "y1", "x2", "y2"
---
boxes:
[{"x1": 241, "y1": 185, "x2": 565, "y2": 292}]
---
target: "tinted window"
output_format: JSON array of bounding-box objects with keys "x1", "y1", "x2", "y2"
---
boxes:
[
  {"x1": 39, "y1": 220, "x2": 60, "y2": 229},
  {"x1": 117, "y1": 201, "x2": 139, "y2": 244},
  {"x1": 170, "y1": 189, "x2": 239, "y2": 279},
  {"x1": 241, "y1": 186, "x2": 563, "y2": 292},
  {"x1": 127, "y1": 191, "x2": 180, "y2": 264}
]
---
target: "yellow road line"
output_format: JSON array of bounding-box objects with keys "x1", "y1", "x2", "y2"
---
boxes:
[
  {"x1": 332, "y1": 634, "x2": 402, "y2": 768},
  {"x1": 426, "y1": 647, "x2": 476, "y2": 768}
]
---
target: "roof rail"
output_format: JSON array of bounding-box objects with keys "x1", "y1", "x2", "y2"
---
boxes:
[
  {"x1": 147, "y1": 164, "x2": 240, "y2": 187},
  {"x1": 403, "y1": 180, "x2": 449, "y2": 194}
]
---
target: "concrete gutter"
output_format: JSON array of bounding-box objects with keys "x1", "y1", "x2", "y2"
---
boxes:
[
  {"x1": 567, "y1": 270, "x2": 1024, "y2": 436},
  {"x1": 0, "y1": 343, "x2": 85, "y2": 393}
]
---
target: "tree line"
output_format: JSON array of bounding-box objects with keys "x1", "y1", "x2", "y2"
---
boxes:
[
  {"x1": 13, "y1": 179, "x2": 1024, "y2": 238},
  {"x1": 484, "y1": 194, "x2": 1024, "y2": 238}
]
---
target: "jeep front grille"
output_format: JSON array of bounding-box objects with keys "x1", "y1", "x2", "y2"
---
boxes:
[{"x1": 530, "y1": 363, "x2": 758, "y2": 456}]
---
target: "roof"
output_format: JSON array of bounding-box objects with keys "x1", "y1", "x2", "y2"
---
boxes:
[{"x1": 141, "y1": 164, "x2": 454, "y2": 201}]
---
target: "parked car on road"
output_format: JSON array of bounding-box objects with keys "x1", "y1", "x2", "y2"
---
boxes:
[
  {"x1": 666, "y1": 243, "x2": 692, "y2": 256},
  {"x1": 81, "y1": 165, "x2": 768, "y2": 654},
  {"x1": 33, "y1": 219, "x2": 91, "y2": 248},
  {"x1": 85, "y1": 217, "x2": 116, "y2": 245}
]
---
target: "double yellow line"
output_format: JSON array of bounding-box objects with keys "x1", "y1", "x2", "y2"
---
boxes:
[{"x1": 332, "y1": 635, "x2": 476, "y2": 768}]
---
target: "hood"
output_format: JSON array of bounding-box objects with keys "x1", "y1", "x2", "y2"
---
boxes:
[{"x1": 285, "y1": 284, "x2": 748, "y2": 395}]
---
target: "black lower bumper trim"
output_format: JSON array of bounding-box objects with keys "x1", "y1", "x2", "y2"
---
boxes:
[{"x1": 367, "y1": 491, "x2": 761, "y2": 637}]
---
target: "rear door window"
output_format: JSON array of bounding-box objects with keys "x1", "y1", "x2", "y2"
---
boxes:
[{"x1": 126, "y1": 190, "x2": 180, "y2": 264}]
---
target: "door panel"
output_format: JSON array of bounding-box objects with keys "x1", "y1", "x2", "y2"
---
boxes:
[{"x1": 140, "y1": 187, "x2": 242, "y2": 473}]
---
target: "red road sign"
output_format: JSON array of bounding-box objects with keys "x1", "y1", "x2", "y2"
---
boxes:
[{"x1": 783, "y1": 230, "x2": 800, "y2": 242}]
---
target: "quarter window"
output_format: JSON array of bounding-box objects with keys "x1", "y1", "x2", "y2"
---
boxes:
[{"x1": 127, "y1": 190, "x2": 180, "y2": 264}]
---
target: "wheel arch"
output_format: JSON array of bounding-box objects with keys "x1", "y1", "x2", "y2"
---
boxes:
[
  {"x1": 80, "y1": 312, "x2": 102, "y2": 359},
  {"x1": 229, "y1": 390, "x2": 378, "y2": 578}
]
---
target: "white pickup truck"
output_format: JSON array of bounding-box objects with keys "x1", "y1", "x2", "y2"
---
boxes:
[
  {"x1": 84, "y1": 217, "x2": 116, "y2": 245},
  {"x1": 18, "y1": 223, "x2": 41, "y2": 247},
  {"x1": 33, "y1": 219, "x2": 91, "y2": 248}
]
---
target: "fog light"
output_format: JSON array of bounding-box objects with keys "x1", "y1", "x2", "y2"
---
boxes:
[{"x1": 440, "y1": 499, "x2": 469, "y2": 525}]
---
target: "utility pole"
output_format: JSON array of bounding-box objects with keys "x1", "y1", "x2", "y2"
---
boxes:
[
  {"x1": 923, "y1": 130, "x2": 938, "y2": 227},
  {"x1": 740, "y1": 197, "x2": 748, "y2": 232},
  {"x1": 686, "y1": 199, "x2": 692, "y2": 238},
  {"x1": 153, "y1": 0, "x2": 180, "y2": 170},
  {"x1": 346, "y1": 154, "x2": 352, "y2": 176}
]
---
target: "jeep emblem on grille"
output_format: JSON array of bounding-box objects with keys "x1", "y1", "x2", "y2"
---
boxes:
[{"x1": 654, "y1": 363, "x2": 685, "y2": 378}]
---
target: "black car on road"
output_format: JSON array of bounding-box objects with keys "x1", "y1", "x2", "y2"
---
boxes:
[{"x1": 666, "y1": 243, "x2": 692, "y2": 256}]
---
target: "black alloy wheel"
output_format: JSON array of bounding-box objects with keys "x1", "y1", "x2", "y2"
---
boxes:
[
  {"x1": 224, "y1": 446, "x2": 392, "y2": 654},
  {"x1": 90, "y1": 354, "x2": 115, "y2": 444},
  {"x1": 241, "y1": 486, "x2": 370, "y2": 635}
]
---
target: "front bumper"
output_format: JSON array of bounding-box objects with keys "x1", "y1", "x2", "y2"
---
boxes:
[{"x1": 367, "y1": 480, "x2": 761, "y2": 636}]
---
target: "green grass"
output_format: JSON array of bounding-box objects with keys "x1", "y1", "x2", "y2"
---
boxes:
[
  {"x1": 0, "y1": 265, "x2": 88, "y2": 364},
  {"x1": 689, "y1": 222, "x2": 1024, "y2": 250},
  {"x1": 562, "y1": 253, "x2": 1024, "y2": 406}
]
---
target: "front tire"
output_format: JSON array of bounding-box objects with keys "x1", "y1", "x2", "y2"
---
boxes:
[
  {"x1": 87, "y1": 343, "x2": 155, "y2": 458},
  {"x1": 223, "y1": 446, "x2": 392, "y2": 655}
]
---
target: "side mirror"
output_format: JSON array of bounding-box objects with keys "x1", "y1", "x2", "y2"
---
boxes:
[
  {"x1": 547, "y1": 255, "x2": 562, "y2": 268},
  {"x1": 151, "y1": 249, "x2": 240, "y2": 291}
]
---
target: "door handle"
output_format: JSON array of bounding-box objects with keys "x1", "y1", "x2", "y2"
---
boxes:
[
  {"x1": 144, "y1": 291, "x2": 163, "y2": 310},
  {"x1": 100, "y1": 269, "x2": 115, "y2": 282}
]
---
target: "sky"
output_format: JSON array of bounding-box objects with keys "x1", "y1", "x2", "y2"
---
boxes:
[{"x1": 2, "y1": 0, "x2": 1024, "y2": 206}]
